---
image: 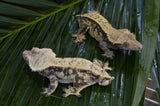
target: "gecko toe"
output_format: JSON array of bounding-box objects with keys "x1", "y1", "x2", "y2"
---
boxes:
[
  {"x1": 41, "y1": 88, "x2": 53, "y2": 97},
  {"x1": 102, "y1": 53, "x2": 113, "y2": 59},
  {"x1": 62, "y1": 93, "x2": 69, "y2": 97},
  {"x1": 62, "y1": 88, "x2": 67, "y2": 92},
  {"x1": 72, "y1": 34, "x2": 78, "y2": 37},
  {"x1": 77, "y1": 94, "x2": 81, "y2": 97}
]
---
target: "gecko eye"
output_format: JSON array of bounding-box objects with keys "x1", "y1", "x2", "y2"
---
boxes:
[
  {"x1": 123, "y1": 42, "x2": 129, "y2": 47},
  {"x1": 31, "y1": 49, "x2": 37, "y2": 54}
]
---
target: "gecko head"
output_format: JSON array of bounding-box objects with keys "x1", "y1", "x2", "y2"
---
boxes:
[
  {"x1": 76, "y1": 15, "x2": 81, "y2": 19},
  {"x1": 115, "y1": 31, "x2": 143, "y2": 50},
  {"x1": 117, "y1": 40, "x2": 143, "y2": 50},
  {"x1": 76, "y1": 15, "x2": 83, "y2": 23},
  {"x1": 23, "y1": 47, "x2": 56, "y2": 72},
  {"x1": 98, "y1": 77, "x2": 114, "y2": 86}
]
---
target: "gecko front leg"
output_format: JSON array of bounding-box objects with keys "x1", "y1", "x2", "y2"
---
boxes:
[
  {"x1": 41, "y1": 75, "x2": 58, "y2": 97},
  {"x1": 72, "y1": 24, "x2": 89, "y2": 43}
]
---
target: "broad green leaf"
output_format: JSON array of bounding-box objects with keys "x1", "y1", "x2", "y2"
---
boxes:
[
  {"x1": 0, "y1": 0, "x2": 159, "y2": 106},
  {"x1": 132, "y1": 0, "x2": 159, "y2": 105},
  {"x1": 151, "y1": 17, "x2": 160, "y2": 103}
]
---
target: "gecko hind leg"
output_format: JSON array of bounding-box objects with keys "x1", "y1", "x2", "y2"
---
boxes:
[
  {"x1": 41, "y1": 75, "x2": 58, "y2": 97},
  {"x1": 72, "y1": 25, "x2": 89, "y2": 43},
  {"x1": 62, "y1": 74, "x2": 96, "y2": 97},
  {"x1": 99, "y1": 41, "x2": 114, "y2": 59}
]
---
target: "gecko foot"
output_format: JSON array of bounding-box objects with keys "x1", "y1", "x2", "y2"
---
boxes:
[
  {"x1": 41, "y1": 88, "x2": 52, "y2": 97},
  {"x1": 62, "y1": 86, "x2": 81, "y2": 97},
  {"x1": 102, "y1": 52, "x2": 114, "y2": 59}
]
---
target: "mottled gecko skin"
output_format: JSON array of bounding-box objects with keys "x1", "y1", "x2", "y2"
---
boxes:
[
  {"x1": 23, "y1": 47, "x2": 114, "y2": 97},
  {"x1": 72, "y1": 11, "x2": 143, "y2": 58}
]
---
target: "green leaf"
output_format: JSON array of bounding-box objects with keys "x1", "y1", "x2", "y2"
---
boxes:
[
  {"x1": 0, "y1": 16, "x2": 27, "y2": 25},
  {"x1": 0, "y1": 2, "x2": 43, "y2": 16},
  {"x1": 132, "y1": 0, "x2": 159, "y2": 105},
  {"x1": 0, "y1": 0, "x2": 83, "y2": 41},
  {"x1": 151, "y1": 12, "x2": 160, "y2": 103},
  {"x1": 2, "y1": 0, "x2": 61, "y2": 8},
  {"x1": 0, "y1": 0, "x2": 159, "y2": 105}
]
